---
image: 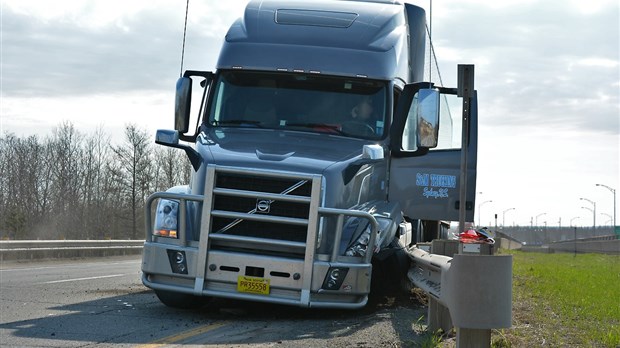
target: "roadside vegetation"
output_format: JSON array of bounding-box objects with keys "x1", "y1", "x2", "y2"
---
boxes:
[
  {"x1": 500, "y1": 250, "x2": 619, "y2": 347},
  {"x1": 0, "y1": 122, "x2": 191, "y2": 240},
  {"x1": 428, "y1": 250, "x2": 619, "y2": 347}
]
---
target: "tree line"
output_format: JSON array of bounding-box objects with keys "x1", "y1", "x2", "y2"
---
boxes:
[{"x1": 0, "y1": 122, "x2": 191, "y2": 240}]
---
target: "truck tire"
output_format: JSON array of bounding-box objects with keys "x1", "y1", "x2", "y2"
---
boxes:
[
  {"x1": 155, "y1": 290, "x2": 209, "y2": 309},
  {"x1": 370, "y1": 238, "x2": 411, "y2": 297}
]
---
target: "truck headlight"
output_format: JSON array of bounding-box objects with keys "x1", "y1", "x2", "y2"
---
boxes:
[
  {"x1": 345, "y1": 224, "x2": 371, "y2": 257},
  {"x1": 154, "y1": 199, "x2": 179, "y2": 238},
  {"x1": 344, "y1": 217, "x2": 391, "y2": 257}
]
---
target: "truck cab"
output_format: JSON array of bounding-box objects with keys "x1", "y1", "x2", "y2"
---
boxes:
[{"x1": 141, "y1": 0, "x2": 477, "y2": 309}]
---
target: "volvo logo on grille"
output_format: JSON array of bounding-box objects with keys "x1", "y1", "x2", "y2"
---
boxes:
[{"x1": 256, "y1": 199, "x2": 271, "y2": 213}]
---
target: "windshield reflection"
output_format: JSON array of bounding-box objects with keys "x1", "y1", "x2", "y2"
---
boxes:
[{"x1": 207, "y1": 71, "x2": 387, "y2": 139}]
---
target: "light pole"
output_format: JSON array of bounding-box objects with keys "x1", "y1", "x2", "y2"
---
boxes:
[
  {"x1": 601, "y1": 213, "x2": 612, "y2": 227},
  {"x1": 596, "y1": 184, "x2": 616, "y2": 230},
  {"x1": 478, "y1": 200, "x2": 492, "y2": 227},
  {"x1": 581, "y1": 206, "x2": 594, "y2": 236},
  {"x1": 502, "y1": 208, "x2": 516, "y2": 227},
  {"x1": 535, "y1": 212, "x2": 546, "y2": 227},
  {"x1": 579, "y1": 197, "x2": 596, "y2": 231},
  {"x1": 570, "y1": 216, "x2": 580, "y2": 227}
]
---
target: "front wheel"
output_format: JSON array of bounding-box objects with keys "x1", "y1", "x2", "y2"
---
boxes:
[
  {"x1": 154, "y1": 289, "x2": 209, "y2": 309},
  {"x1": 370, "y1": 238, "x2": 412, "y2": 297}
]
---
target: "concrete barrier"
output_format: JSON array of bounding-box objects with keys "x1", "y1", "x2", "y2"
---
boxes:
[{"x1": 0, "y1": 240, "x2": 144, "y2": 262}]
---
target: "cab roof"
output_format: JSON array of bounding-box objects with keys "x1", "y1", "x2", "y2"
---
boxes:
[{"x1": 216, "y1": 0, "x2": 425, "y2": 81}]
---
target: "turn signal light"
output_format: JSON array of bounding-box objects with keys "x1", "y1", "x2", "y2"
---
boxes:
[{"x1": 154, "y1": 230, "x2": 178, "y2": 238}]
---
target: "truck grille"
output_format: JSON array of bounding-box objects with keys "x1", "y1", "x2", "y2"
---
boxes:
[
  {"x1": 216, "y1": 173, "x2": 313, "y2": 196},
  {"x1": 207, "y1": 167, "x2": 321, "y2": 258}
]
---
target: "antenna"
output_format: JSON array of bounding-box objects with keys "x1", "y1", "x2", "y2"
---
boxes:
[
  {"x1": 428, "y1": 0, "x2": 432, "y2": 83},
  {"x1": 180, "y1": 0, "x2": 190, "y2": 77}
]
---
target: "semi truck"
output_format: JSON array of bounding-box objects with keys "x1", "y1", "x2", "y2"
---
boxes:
[{"x1": 141, "y1": 0, "x2": 478, "y2": 309}]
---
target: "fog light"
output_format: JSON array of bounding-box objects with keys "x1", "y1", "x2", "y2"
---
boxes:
[
  {"x1": 166, "y1": 250, "x2": 188, "y2": 275},
  {"x1": 174, "y1": 251, "x2": 185, "y2": 264},
  {"x1": 321, "y1": 267, "x2": 349, "y2": 290}
]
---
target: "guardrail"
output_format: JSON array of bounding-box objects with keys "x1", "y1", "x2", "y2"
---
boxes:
[
  {"x1": 0, "y1": 240, "x2": 144, "y2": 262},
  {"x1": 406, "y1": 240, "x2": 512, "y2": 347}
]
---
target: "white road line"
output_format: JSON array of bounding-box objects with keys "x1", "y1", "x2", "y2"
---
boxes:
[
  {"x1": 41, "y1": 273, "x2": 131, "y2": 284},
  {"x1": 0, "y1": 260, "x2": 140, "y2": 272}
]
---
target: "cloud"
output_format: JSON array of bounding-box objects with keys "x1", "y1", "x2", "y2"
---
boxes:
[
  {"x1": 1, "y1": 1, "x2": 247, "y2": 98},
  {"x1": 428, "y1": 0, "x2": 619, "y2": 134}
]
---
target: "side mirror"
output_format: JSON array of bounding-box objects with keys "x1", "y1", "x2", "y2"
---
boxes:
[
  {"x1": 362, "y1": 144, "x2": 384, "y2": 160},
  {"x1": 390, "y1": 84, "x2": 440, "y2": 157},
  {"x1": 155, "y1": 129, "x2": 180, "y2": 146},
  {"x1": 154, "y1": 129, "x2": 202, "y2": 171},
  {"x1": 175, "y1": 77, "x2": 192, "y2": 134},
  {"x1": 415, "y1": 89, "x2": 440, "y2": 148}
]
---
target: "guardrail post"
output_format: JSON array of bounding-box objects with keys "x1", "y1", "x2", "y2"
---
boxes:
[
  {"x1": 456, "y1": 241, "x2": 493, "y2": 348},
  {"x1": 408, "y1": 240, "x2": 511, "y2": 348},
  {"x1": 456, "y1": 328, "x2": 491, "y2": 347}
]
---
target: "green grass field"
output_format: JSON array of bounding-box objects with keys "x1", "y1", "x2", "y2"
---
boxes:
[{"x1": 504, "y1": 250, "x2": 620, "y2": 347}]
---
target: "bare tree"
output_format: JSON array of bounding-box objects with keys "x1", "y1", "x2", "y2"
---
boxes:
[
  {"x1": 0, "y1": 123, "x2": 168, "y2": 240},
  {"x1": 48, "y1": 122, "x2": 84, "y2": 239},
  {"x1": 110, "y1": 124, "x2": 153, "y2": 239},
  {"x1": 153, "y1": 147, "x2": 192, "y2": 192},
  {"x1": 80, "y1": 126, "x2": 112, "y2": 239},
  {"x1": 0, "y1": 133, "x2": 53, "y2": 239}
]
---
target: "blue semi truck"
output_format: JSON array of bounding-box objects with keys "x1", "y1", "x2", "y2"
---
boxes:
[{"x1": 141, "y1": 0, "x2": 478, "y2": 309}]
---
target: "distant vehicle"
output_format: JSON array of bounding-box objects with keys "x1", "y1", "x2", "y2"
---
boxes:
[{"x1": 141, "y1": 0, "x2": 478, "y2": 309}]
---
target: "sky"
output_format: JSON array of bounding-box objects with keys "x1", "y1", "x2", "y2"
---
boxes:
[{"x1": 1, "y1": 0, "x2": 619, "y2": 228}]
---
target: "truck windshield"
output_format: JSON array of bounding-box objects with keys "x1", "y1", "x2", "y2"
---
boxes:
[{"x1": 207, "y1": 71, "x2": 388, "y2": 139}]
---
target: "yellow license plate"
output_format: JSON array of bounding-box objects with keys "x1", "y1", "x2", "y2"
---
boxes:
[{"x1": 237, "y1": 276, "x2": 270, "y2": 295}]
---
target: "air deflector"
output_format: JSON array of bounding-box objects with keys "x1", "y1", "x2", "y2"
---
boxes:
[{"x1": 275, "y1": 9, "x2": 358, "y2": 28}]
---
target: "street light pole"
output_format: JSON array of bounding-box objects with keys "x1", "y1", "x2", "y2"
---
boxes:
[
  {"x1": 478, "y1": 200, "x2": 492, "y2": 227},
  {"x1": 535, "y1": 212, "x2": 546, "y2": 227},
  {"x1": 570, "y1": 216, "x2": 580, "y2": 256},
  {"x1": 596, "y1": 184, "x2": 616, "y2": 231},
  {"x1": 502, "y1": 208, "x2": 516, "y2": 227},
  {"x1": 601, "y1": 213, "x2": 612, "y2": 227},
  {"x1": 580, "y1": 197, "x2": 596, "y2": 231}
]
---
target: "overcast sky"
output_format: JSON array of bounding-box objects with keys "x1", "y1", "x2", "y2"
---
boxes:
[{"x1": 1, "y1": 0, "x2": 618, "y2": 228}]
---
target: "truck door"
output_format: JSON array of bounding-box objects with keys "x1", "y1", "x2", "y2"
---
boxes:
[{"x1": 388, "y1": 84, "x2": 478, "y2": 222}]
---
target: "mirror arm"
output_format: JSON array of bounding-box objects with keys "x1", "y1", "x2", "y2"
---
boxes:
[
  {"x1": 155, "y1": 139, "x2": 202, "y2": 171},
  {"x1": 179, "y1": 133, "x2": 198, "y2": 143},
  {"x1": 183, "y1": 70, "x2": 214, "y2": 79}
]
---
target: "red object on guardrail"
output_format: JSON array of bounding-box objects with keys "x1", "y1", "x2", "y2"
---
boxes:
[{"x1": 459, "y1": 228, "x2": 495, "y2": 244}]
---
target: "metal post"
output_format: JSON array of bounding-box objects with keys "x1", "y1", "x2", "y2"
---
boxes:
[
  {"x1": 455, "y1": 240, "x2": 494, "y2": 348},
  {"x1": 502, "y1": 208, "x2": 515, "y2": 228},
  {"x1": 535, "y1": 213, "x2": 546, "y2": 228},
  {"x1": 457, "y1": 65, "x2": 474, "y2": 235},
  {"x1": 581, "y1": 206, "x2": 594, "y2": 237},
  {"x1": 574, "y1": 226, "x2": 577, "y2": 257},
  {"x1": 478, "y1": 200, "x2": 492, "y2": 227},
  {"x1": 570, "y1": 216, "x2": 580, "y2": 256},
  {"x1": 596, "y1": 184, "x2": 616, "y2": 233},
  {"x1": 580, "y1": 197, "x2": 596, "y2": 234}
]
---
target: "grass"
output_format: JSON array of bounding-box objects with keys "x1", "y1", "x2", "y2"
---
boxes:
[{"x1": 505, "y1": 250, "x2": 620, "y2": 347}]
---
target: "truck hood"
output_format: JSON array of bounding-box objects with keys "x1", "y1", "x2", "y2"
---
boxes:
[{"x1": 199, "y1": 128, "x2": 370, "y2": 174}]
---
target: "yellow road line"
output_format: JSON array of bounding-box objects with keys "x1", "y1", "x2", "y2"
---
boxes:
[{"x1": 136, "y1": 321, "x2": 229, "y2": 347}]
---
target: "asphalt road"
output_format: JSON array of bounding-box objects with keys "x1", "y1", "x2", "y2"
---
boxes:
[{"x1": 0, "y1": 256, "x2": 429, "y2": 347}]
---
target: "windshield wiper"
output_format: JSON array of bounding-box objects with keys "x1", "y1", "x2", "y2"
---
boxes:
[
  {"x1": 212, "y1": 120, "x2": 264, "y2": 128},
  {"x1": 284, "y1": 123, "x2": 345, "y2": 135}
]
